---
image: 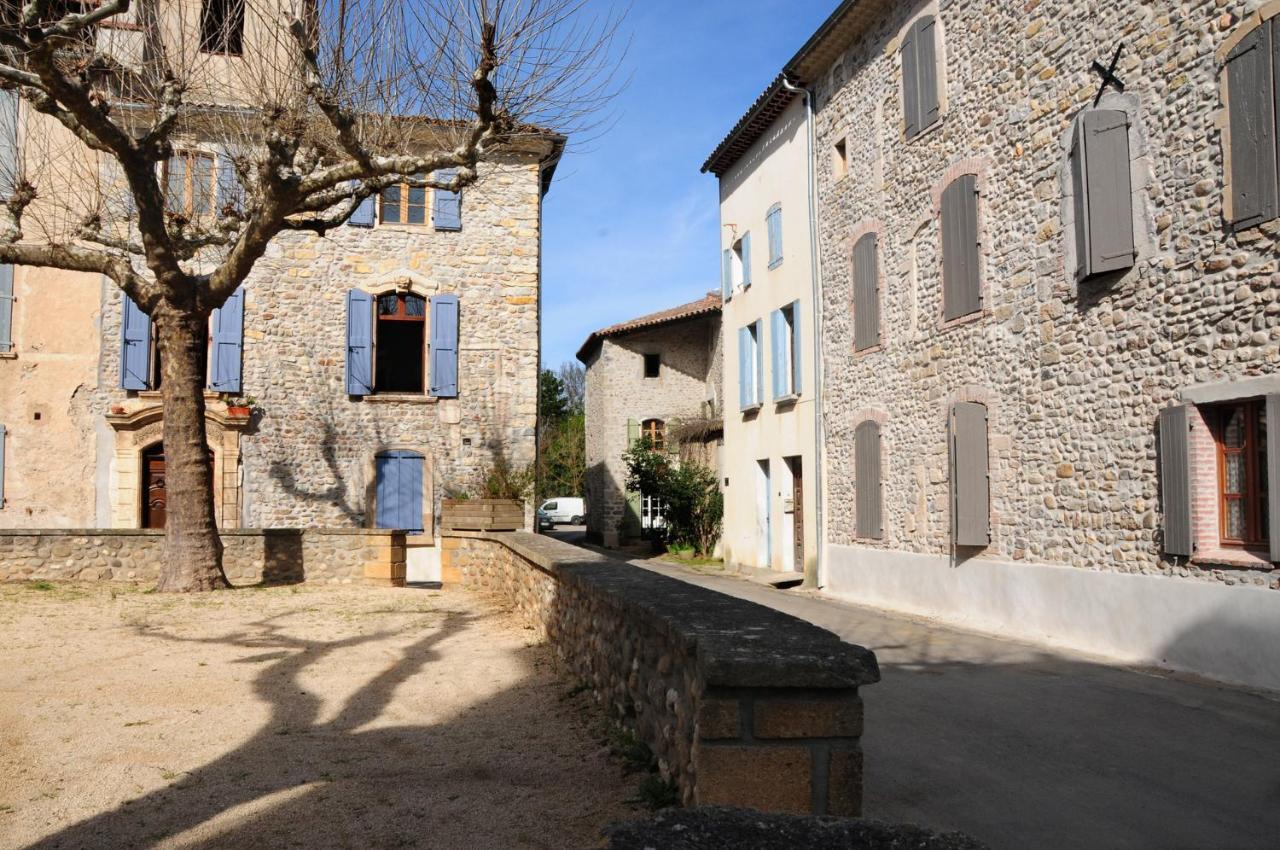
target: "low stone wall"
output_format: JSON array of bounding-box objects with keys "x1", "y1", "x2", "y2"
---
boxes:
[
  {"x1": 442, "y1": 531, "x2": 880, "y2": 816},
  {"x1": 0, "y1": 528, "x2": 407, "y2": 587}
]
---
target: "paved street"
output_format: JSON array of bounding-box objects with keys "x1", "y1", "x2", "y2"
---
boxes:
[{"x1": 628, "y1": 557, "x2": 1280, "y2": 850}]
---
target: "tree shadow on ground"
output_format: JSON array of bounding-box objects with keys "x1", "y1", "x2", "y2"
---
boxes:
[{"x1": 23, "y1": 603, "x2": 627, "y2": 850}]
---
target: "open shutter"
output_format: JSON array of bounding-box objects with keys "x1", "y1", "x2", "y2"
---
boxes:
[
  {"x1": 901, "y1": 20, "x2": 920, "y2": 139},
  {"x1": 753, "y1": 319, "x2": 764, "y2": 405},
  {"x1": 738, "y1": 326, "x2": 751, "y2": 410},
  {"x1": 790, "y1": 301, "x2": 802, "y2": 396},
  {"x1": 0, "y1": 263, "x2": 12, "y2": 353},
  {"x1": 349, "y1": 195, "x2": 375, "y2": 227},
  {"x1": 429, "y1": 293, "x2": 459, "y2": 397},
  {"x1": 1158, "y1": 404, "x2": 1193, "y2": 557},
  {"x1": 1268, "y1": 395, "x2": 1280, "y2": 562},
  {"x1": 767, "y1": 204, "x2": 783, "y2": 265},
  {"x1": 0, "y1": 422, "x2": 6, "y2": 508},
  {"x1": 950, "y1": 402, "x2": 990, "y2": 546},
  {"x1": 916, "y1": 16, "x2": 940, "y2": 130},
  {"x1": 120, "y1": 293, "x2": 152, "y2": 390},
  {"x1": 0, "y1": 88, "x2": 17, "y2": 198},
  {"x1": 375, "y1": 453, "x2": 398, "y2": 529},
  {"x1": 1226, "y1": 23, "x2": 1278, "y2": 231},
  {"x1": 740, "y1": 232, "x2": 752, "y2": 288},
  {"x1": 627, "y1": 418, "x2": 640, "y2": 447},
  {"x1": 345, "y1": 289, "x2": 374, "y2": 396},
  {"x1": 942, "y1": 174, "x2": 981, "y2": 320},
  {"x1": 722, "y1": 248, "x2": 733, "y2": 300},
  {"x1": 215, "y1": 154, "x2": 245, "y2": 215},
  {"x1": 1073, "y1": 110, "x2": 1134, "y2": 280},
  {"x1": 855, "y1": 420, "x2": 883, "y2": 539},
  {"x1": 433, "y1": 168, "x2": 462, "y2": 231},
  {"x1": 853, "y1": 233, "x2": 879, "y2": 350},
  {"x1": 770, "y1": 309, "x2": 786, "y2": 400},
  {"x1": 209, "y1": 287, "x2": 245, "y2": 392}
]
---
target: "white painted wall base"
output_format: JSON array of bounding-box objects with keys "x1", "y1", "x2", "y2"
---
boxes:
[
  {"x1": 824, "y1": 544, "x2": 1280, "y2": 693},
  {"x1": 406, "y1": 543, "x2": 440, "y2": 584}
]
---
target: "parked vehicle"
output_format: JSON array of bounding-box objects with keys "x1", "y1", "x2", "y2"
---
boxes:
[{"x1": 538, "y1": 497, "x2": 585, "y2": 526}]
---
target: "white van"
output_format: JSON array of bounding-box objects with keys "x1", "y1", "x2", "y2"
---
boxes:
[{"x1": 538, "y1": 497, "x2": 585, "y2": 526}]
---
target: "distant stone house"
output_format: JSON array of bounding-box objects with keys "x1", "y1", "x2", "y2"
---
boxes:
[{"x1": 577, "y1": 293, "x2": 723, "y2": 547}]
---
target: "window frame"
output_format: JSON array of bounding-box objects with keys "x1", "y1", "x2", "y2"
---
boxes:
[
  {"x1": 1211, "y1": 399, "x2": 1269, "y2": 549},
  {"x1": 164, "y1": 150, "x2": 216, "y2": 220},
  {"x1": 199, "y1": 0, "x2": 246, "y2": 56},
  {"x1": 379, "y1": 178, "x2": 429, "y2": 226},
  {"x1": 643, "y1": 352, "x2": 661, "y2": 379},
  {"x1": 373, "y1": 292, "x2": 428, "y2": 395},
  {"x1": 641, "y1": 418, "x2": 666, "y2": 452}
]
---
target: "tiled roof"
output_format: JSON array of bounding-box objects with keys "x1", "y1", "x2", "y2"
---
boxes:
[{"x1": 576, "y1": 292, "x2": 722, "y2": 362}]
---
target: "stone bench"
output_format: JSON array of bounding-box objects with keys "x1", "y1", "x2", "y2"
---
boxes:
[{"x1": 441, "y1": 531, "x2": 880, "y2": 815}]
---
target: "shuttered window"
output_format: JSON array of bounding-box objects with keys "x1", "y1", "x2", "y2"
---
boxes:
[
  {"x1": 215, "y1": 153, "x2": 245, "y2": 216},
  {"x1": 752, "y1": 319, "x2": 764, "y2": 406},
  {"x1": 738, "y1": 325, "x2": 756, "y2": 411},
  {"x1": 855, "y1": 420, "x2": 883, "y2": 539},
  {"x1": 771, "y1": 305, "x2": 800, "y2": 400},
  {"x1": 429, "y1": 293, "x2": 460, "y2": 397},
  {"x1": 901, "y1": 15, "x2": 941, "y2": 141},
  {"x1": 349, "y1": 194, "x2": 376, "y2": 227},
  {"x1": 941, "y1": 174, "x2": 981, "y2": 321},
  {"x1": 1158, "y1": 404, "x2": 1193, "y2": 557},
  {"x1": 0, "y1": 263, "x2": 12, "y2": 354},
  {"x1": 0, "y1": 88, "x2": 18, "y2": 200},
  {"x1": 120, "y1": 293, "x2": 153, "y2": 391},
  {"x1": 375, "y1": 450, "x2": 425, "y2": 534},
  {"x1": 766, "y1": 204, "x2": 783, "y2": 267},
  {"x1": 1070, "y1": 110, "x2": 1135, "y2": 281},
  {"x1": 208, "y1": 287, "x2": 245, "y2": 393},
  {"x1": 852, "y1": 233, "x2": 879, "y2": 351},
  {"x1": 722, "y1": 248, "x2": 733, "y2": 300},
  {"x1": 433, "y1": 168, "x2": 462, "y2": 231},
  {"x1": 1225, "y1": 20, "x2": 1280, "y2": 231},
  {"x1": 949, "y1": 401, "x2": 990, "y2": 547},
  {"x1": 0, "y1": 422, "x2": 6, "y2": 509},
  {"x1": 345, "y1": 289, "x2": 374, "y2": 396},
  {"x1": 737, "y1": 232, "x2": 752, "y2": 289}
]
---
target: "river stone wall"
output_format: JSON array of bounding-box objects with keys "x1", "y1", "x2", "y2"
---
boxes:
[
  {"x1": 442, "y1": 531, "x2": 880, "y2": 815},
  {"x1": 0, "y1": 528, "x2": 406, "y2": 586}
]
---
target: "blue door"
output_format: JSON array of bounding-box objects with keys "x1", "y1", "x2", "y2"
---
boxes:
[{"x1": 375, "y1": 451, "x2": 425, "y2": 534}]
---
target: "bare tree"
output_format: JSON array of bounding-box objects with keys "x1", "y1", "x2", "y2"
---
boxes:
[
  {"x1": 557, "y1": 359, "x2": 582, "y2": 414},
  {"x1": 0, "y1": 0, "x2": 618, "y2": 590}
]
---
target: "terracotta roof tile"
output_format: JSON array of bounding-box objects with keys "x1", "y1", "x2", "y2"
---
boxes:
[{"x1": 576, "y1": 292, "x2": 722, "y2": 362}]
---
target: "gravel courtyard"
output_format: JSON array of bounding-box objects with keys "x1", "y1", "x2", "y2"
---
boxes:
[{"x1": 0, "y1": 583, "x2": 635, "y2": 849}]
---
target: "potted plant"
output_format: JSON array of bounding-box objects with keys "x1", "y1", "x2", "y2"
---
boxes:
[{"x1": 225, "y1": 395, "x2": 257, "y2": 418}]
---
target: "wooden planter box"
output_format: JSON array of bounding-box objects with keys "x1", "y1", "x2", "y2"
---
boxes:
[{"x1": 441, "y1": 499, "x2": 525, "y2": 533}]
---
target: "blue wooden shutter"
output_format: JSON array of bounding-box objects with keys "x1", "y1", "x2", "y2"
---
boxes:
[
  {"x1": 120, "y1": 293, "x2": 152, "y2": 390},
  {"x1": 770, "y1": 308, "x2": 786, "y2": 399},
  {"x1": 737, "y1": 326, "x2": 751, "y2": 410},
  {"x1": 753, "y1": 319, "x2": 764, "y2": 405},
  {"x1": 401, "y1": 453, "x2": 424, "y2": 533},
  {"x1": 790, "y1": 300, "x2": 802, "y2": 395},
  {"x1": 740, "y1": 232, "x2": 752, "y2": 288},
  {"x1": 215, "y1": 154, "x2": 244, "y2": 215},
  {"x1": 429, "y1": 293, "x2": 459, "y2": 397},
  {"x1": 0, "y1": 263, "x2": 12, "y2": 354},
  {"x1": 1158, "y1": 405, "x2": 1193, "y2": 557},
  {"x1": 0, "y1": 422, "x2": 6, "y2": 508},
  {"x1": 345, "y1": 289, "x2": 374, "y2": 395},
  {"x1": 0, "y1": 88, "x2": 17, "y2": 199},
  {"x1": 433, "y1": 168, "x2": 462, "y2": 231},
  {"x1": 722, "y1": 249, "x2": 733, "y2": 300},
  {"x1": 375, "y1": 452, "x2": 423, "y2": 533},
  {"x1": 767, "y1": 204, "x2": 783, "y2": 266},
  {"x1": 1226, "y1": 23, "x2": 1278, "y2": 231},
  {"x1": 375, "y1": 454, "x2": 396, "y2": 527},
  {"x1": 348, "y1": 180, "x2": 375, "y2": 227},
  {"x1": 209, "y1": 287, "x2": 245, "y2": 392}
]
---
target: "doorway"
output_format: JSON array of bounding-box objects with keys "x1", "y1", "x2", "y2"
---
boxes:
[
  {"x1": 755, "y1": 459, "x2": 771, "y2": 569},
  {"x1": 141, "y1": 443, "x2": 215, "y2": 529},
  {"x1": 786, "y1": 456, "x2": 804, "y2": 573}
]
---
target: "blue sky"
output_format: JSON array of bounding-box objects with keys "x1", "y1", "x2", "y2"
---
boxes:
[{"x1": 539, "y1": 1, "x2": 834, "y2": 369}]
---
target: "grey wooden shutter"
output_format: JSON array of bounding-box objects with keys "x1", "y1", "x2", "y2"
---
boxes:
[
  {"x1": 950, "y1": 402, "x2": 990, "y2": 547},
  {"x1": 1268, "y1": 395, "x2": 1280, "y2": 562},
  {"x1": 942, "y1": 175, "x2": 980, "y2": 320},
  {"x1": 741, "y1": 232, "x2": 752, "y2": 287},
  {"x1": 770, "y1": 308, "x2": 786, "y2": 400},
  {"x1": 0, "y1": 88, "x2": 17, "y2": 198},
  {"x1": 915, "y1": 16, "x2": 940, "y2": 130},
  {"x1": 433, "y1": 168, "x2": 462, "y2": 231},
  {"x1": 901, "y1": 21, "x2": 920, "y2": 139},
  {"x1": 853, "y1": 233, "x2": 879, "y2": 350},
  {"x1": 1158, "y1": 405, "x2": 1193, "y2": 557},
  {"x1": 0, "y1": 422, "x2": 6, "y2": 508},
  {"x1": 0, "y1": 263, "x2": 12, "y2": 353},
  {"x1": 753, "y1": 319, "x2": 764, "y2": 405},
  {"x1": 722, "y1": 248, "x2": 733, "y2": 300},
  {"x1": 1073, "y1": 110, "x2": 1135, "y2": 281},
  {"x1": 1226, "y1": 23, "x2": 1278, "y2": 231},
  {"x1": 855, "y1": 420, "x2": 883, "y2": 539},
  {"x1": 790, "y1": 300, "x2": 802, "y2": 395}
]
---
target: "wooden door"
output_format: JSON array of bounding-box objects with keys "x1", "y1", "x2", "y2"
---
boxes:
[
  {"x1": 141, "y1": 444, "x2": 214, "y2": 529},
  {"x1": 790, "y1": 456, "x2": 804, "y2": 573}
]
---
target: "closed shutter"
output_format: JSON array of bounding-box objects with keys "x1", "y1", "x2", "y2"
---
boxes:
[
  {"x1": 770, "y1": 308, "x2": 786, "y2": 400},
  {"x1": 942, "y1": 174, "x2": 981, "y2": 320},
  {"x1": 738, "y1": 325, "x2": 752, "y2": 410},
  {"x1": 1073, "y1": 109, "x2": 1135, "y2": 280},
  {"x1": 950, "y1": 401, "x2": 990, "y2": 546},
  {"x1": 753, "y1": 319, "x2": 764, "y2": 405},
  {"x1": 215, "y1": 154, "x2": 245, "y2": 215},
  {"x1": 428, "y1": 293, "x2": 459, "y2": 397},
  {"x1": 0, "y1": 263, "x2": 12, "y2": 353},
  {"x1": 1226, "y1": 23, "x2": 1278, "y2": 231},
  {"x1": 722, "y1": 248, "x2": 733, "y2": 300},
  {"x1": 855, "y1": 420, "x2": 883, "y2": 539},
  {"x1": 349, "y1": 194, "x2": 375, "y2": 227},
  {"x1": 1158, "y1": 404, "x2": 1193, "y2": 557},
  {"x1": 375, "y1": 451, "x2": 425, "y2": 534},
  {"x1": 790, "y1": 300, "x2": 802, "y2": 395},
  {"x1": 0, "y1": 88, "x2": 17, "y2": 198},
  {"x1": 853, "y1": 233, "x2": 879, "y2": 350},
  {"x1": 208, "y1": 287, "x2": 245, "y2": 392},
  {"x1": 901, "y1": 20, "x2": 920, "y2": 139},
  {"x1": 1267, "y1": 395, "x2": 1280, "y2": 562},
  {"x1": 120, "y1": 293, "x2": 152, "y2": 390},
  {"x1": 433, "y1": 168, "x2": 462, "y2": 231},
  {"x1": 767, "y1": 204, "x2": 783, "y2": 265},
  {"x1": 345, "y1": 289, "x2": 374, "y2": 396},
  {"x1": 741, "y1": 232, "x2": 752, "y2": 288},
  {"x1": 915, "y1": 16, "x2": 940, "y2": 130},
  {"x1": 0, "y1": 422, "x2": 6, "y2": 508}
]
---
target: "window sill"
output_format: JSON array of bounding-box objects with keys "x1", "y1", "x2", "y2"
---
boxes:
[
  {"x1": 904, "y1": 117, "x2": 945, "y2": 145},
  {"x1": 0, "y1": 351, "x2": 16, "y2": 360},
  {"x1": 854, "y1": 343, "x2": 883, "y2": 358},
  {"x1": 774, "y1": 393, "x2": 800, "y2": 407},
  {"x1": 740, "y1": 403, "x2": 762, "y2": 416},
  {"x1": 768, "y1": 258, "x2": 784, "y2": 270},
  {"x1": 938, "y1": 307, "x2": 988, "y2": 332},
  {"x1": 359, "y1": 394, "x2": 439, "y2": 405},
  {"x1": 1191, "y1": 548, "x2": 1275, "y2": 571}
]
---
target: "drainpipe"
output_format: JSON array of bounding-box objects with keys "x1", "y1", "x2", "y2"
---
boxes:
[{"x1": 780, "y1": 74, "x2": 825, "y2": 589}]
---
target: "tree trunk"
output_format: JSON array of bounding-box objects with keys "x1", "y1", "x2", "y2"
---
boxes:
[{"x1": 153, "y1": 307, "x2": 229, "y2": 592}]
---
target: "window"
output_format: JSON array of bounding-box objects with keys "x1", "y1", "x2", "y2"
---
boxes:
[
  {"x1": 949, "y1": 401, "x2": 990, "y2": 547},
  {"x1": 770, "y1": 301, "x2": 801, "y2": 400},
  {"x1": 1211, "y1": 400, "x2": 1269, "y2": 549},
  {"x1": 165, "y1": 151, "x2": 215, "y2": 219},
  {"x1": 433, "y1": 169, "x2": 462, "y2": 231},
  {"x1": 1070, "y1": 110, "x2": 1135, "y2": 281},
  {"x1": 901, "y1": 15, "x2": 940, "y2": 140},
  {"x1": 380, "y1": 178, "x2": 427, "y2": 225},
  {"x1": 200, "y1": 0, "x2": 245, "y2": 55},
  {"x1": 643, "y1": 353, "x2": 661, "y2": 378},
  {"x1": 375, "y1": 450, "x2": 425, "y2": 534},
  {"x1": 642, "y1": 418, "x2": 666, "y2": 451},
  {"x1": 375, "y1": 292, "x2": 426, "y2": 394},
  {"x1": 0, "y1": 88, "x2": 18, "y2": 201},
  {"x1": 941, "y1": 174, "x2": 981, "y2": 321},
  {"x1": 121, "y1": 289, "x2": 243, "y2": 392},
  {"x1": 1224, "y1": 18, "x2": 1280, "y2": 231},
  {"x1": 737, "y1": 320, "x2": 763, "y2": 411},
  {"x1": 0, "y1": 422, "x2": 6, "y2": 509},
  {"x1": 766, "y1": 204, "x2": 783, "y2": 268},
  {"x1": 642, "y1": 493, "x2": 666, "y2": 531},
  {"x1": 833, "y1": 138, "x2": 848, "y2": 179},
  {"x1": 855, "y1": 420, "x2": 882, "y2": 539},
  {"x1": 0, "y1": 263, "x2": 12, "y2": 354},
  {"x1": 852, "y1": 233, "x2": 879, "y2": 351}
]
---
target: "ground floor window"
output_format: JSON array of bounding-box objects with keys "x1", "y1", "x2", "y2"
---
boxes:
[
  {"x1": 1210, "y1": 399, "x2": 1269, "y2": 548},
  {"x1": 641, "y1": 493, "x2": 665, "y2": 531}
]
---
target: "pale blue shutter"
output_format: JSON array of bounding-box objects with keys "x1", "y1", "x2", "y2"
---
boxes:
[
  {"x1": 0, "y1": 263, "x2": 12, "y2": 353},
  {"x1": 737, "y1": 326, "x2": 751, "y2": 410},
  {"x1": 753, "y1": 319, "x2": 764, "y2": 405},
  {"x1": 400, "y1": 453, "x2": 424, "y2": 533},
  {"x1": 741, "y1": 232, "x2": 752, "y2": 288},
  {"x1": 770, "y1": 308, "x2": 786, "y2": 400},
  {"x1": 345, "y1": 289, "x2": 374, "y2": 395},
  {"x1": 209, "y1": 287, "x2": 245, "y2": 392},
  {"x1": 429, "y1": 293, "x2": 459, "y2": 397},
  {"x1": 375, "y1": 454, "x2": 395, "y2": 528},
  {"x1": 767, "y1": 204, "x2": 783, "y2": 266},
  {"x1": 790, "y1": 300, "x2": 802, "y2": 395},
  {"x1": 433, "y1": 168, "x2": 462, "y2": 231},
  {"x1": 348, "y1": 180, "x2": 375, "y2": 227},
  {"x1": 0, "y1": 422, "x2": 6, "y2": 508},
  {"x1": 376, "y1": 451, "x2": 424, "y2": 533},
  {"x1": 0, "y1": 88, "x2": 17, "y2": 198},
  {"x1": 722, "y1": 249, "x2": 733, "y2": 300},
  {"x1": 215, "y1": 154, "x2": 244, "y2": 214},
  {"x1": 120, "y1": 293, "x2": 152, "y2": 390}
]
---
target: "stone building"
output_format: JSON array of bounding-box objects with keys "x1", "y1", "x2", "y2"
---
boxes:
[
  {"x1": 736, "y1": 0, "x2": 1280, "y2": 689},
  {"x1": 702, "y1": 80, "x2": 821, "y2": 583},
  {"x1": 577, "y1": 293, "x2": 722, "y2": 547},
  {"x1": 0, "y1": 1, "x2": 562, "y2": 584}
]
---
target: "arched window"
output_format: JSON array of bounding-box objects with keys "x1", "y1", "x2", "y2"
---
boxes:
[{"x1": 642, "y1": 418, "x2": 666, "y2": 451}]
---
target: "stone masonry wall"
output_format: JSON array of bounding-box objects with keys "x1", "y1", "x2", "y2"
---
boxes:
[
  {"x1": 815, "y1": 0, "x2": 1280, "y2": 588},
  {"x1": 443, "y1": 531, "x2": 878, "y2": 815},
  {"x1": 0, "y1": 528, "x2": 406, "y2": 586}
]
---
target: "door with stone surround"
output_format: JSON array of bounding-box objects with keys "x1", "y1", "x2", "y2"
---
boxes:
[{"x1": 140, "y1": 444, "x2": 214, "y2": 529}]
